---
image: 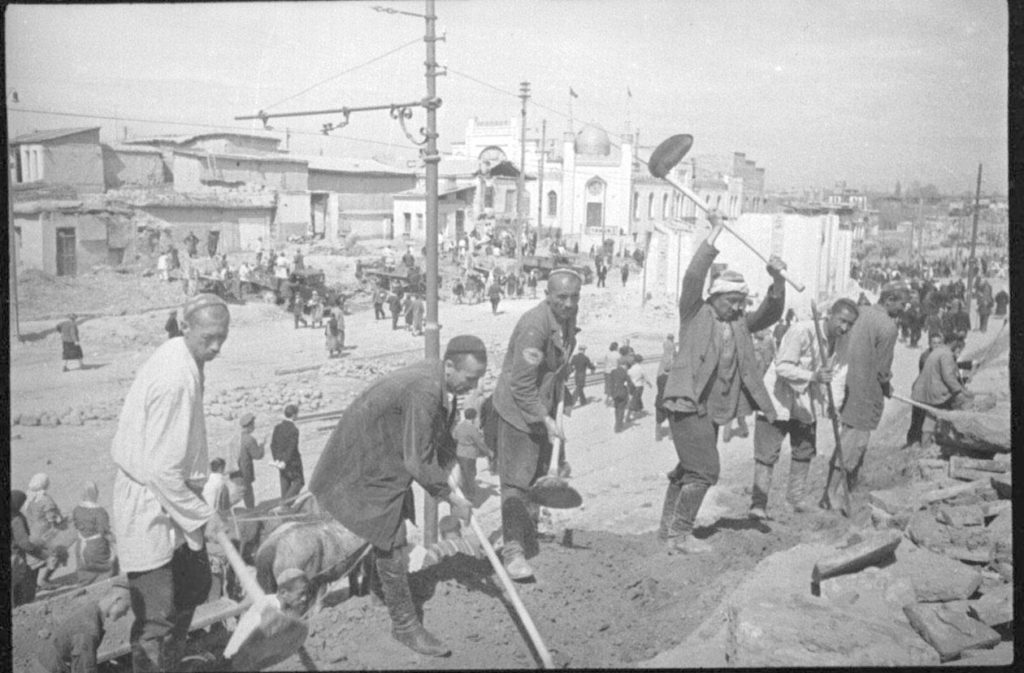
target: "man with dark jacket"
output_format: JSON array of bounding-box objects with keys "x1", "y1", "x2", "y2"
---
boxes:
[
  {"x1": 270, "y1": 404, "x2": 304, "y2": 500},
  {"x1": 308, "y1": 336, "x2": 481, "y2": 657},
  {"x1": 608, "y1": 356, "x2": 633, "y2": 432},
  {"x1": 824, "y1": 282, "x2": 908, "y2": 513},
  {"x1": 568, "y1": 345, "x2": 596, "y2": 406},
  {"x1": 237, "y1": 413, "x2": 264, "y2": 509},
  {"x1": 492, "y1": 269, "x2": 582, "y2": 580},
  {"x1": 658, "y1": 212, "x2": 786, "y2": 553}
]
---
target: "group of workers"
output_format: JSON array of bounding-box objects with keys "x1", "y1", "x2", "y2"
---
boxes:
[{"x1": 24, "y1": 205, "x2": 1002, "y2": 672}]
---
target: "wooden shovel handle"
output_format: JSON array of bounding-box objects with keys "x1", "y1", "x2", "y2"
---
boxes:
[{"x1": 214, "y1": 526, "x2": 266, "y2": 601}]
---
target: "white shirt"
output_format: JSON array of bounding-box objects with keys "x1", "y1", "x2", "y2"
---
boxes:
[
  {"x1": 202, "y1": 473, "x2": 230, "y2": 513},
  {"x1": 762, "y1": 320, "x2": 849, "y2": 423},
  {"x1": 628, "y1": 362, "x2": 649, "y2": 388},
  {"x1": 110, "y1": 338, "x2": 214, "y2": 572}
]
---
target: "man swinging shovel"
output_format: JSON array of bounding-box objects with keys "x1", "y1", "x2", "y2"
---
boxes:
[{"x1": 811, "y1": 303, "x2": 854, "y2": 516}]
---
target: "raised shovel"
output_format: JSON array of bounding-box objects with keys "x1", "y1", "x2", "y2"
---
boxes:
[
  {"x1": 216, "y1": 528, "x2": 309, "y2": 671},
  {"x1": 646, "y1": 133, "x2": 805, "y2": 293}
]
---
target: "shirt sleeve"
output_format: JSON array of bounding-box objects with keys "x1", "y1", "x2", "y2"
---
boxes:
[
  {"x1": 143, "y1": 379, "x2": 214, "y2": 534},
  {"x1": 745, "y1": 284, "x2": 786, "y2": 334},
  {"x1": 774, "y1": 325, "x2": 816, "y2": 391},
  {"x1": 507, "y1": 324, "x2": 553, "y2": 425},
  {"x1": 679, "y1": 241, "x2": 717, "y2": 322},
  {"x1": 938, "y1": 350, "x2": 965, "y2": 396},
  {"x1": 874, "y1": 319, "x2": 898, "y2": 384},
  {"x1": 246, "y1": 435, "x2": 265, "y2": 461},
  {"x1": 401, "y1": 389, "x2": 453, "y2": 500}
]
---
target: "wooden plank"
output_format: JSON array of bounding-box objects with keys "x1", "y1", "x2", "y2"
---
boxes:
[{"x1": 97, "y1": 597, "x2": 248, "y2": 664}]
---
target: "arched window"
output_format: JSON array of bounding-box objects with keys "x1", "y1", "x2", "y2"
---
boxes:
[
  {"x1": 632, "y1": 191, "x2": 640, "y2": 221},
  {"x1": 584, "y1": 177, "x2": 606, "y2": 231},
  {"x1": 547, "y1": 190, "x2": 558, "y2": 217},
  {"x1": 647, "y1": 193, "x2": 654, "y2": 219},
  {"x1": 662, "y1": 194, "x2": 669, "y2": 219}
]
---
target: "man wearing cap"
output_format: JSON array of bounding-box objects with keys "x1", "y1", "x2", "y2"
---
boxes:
[
  {"x1": 568, "y1": 345, "x2": 596, "y2": 407},
  {"x1": 110, "y1": 293, "x2": 230, "y2": 671},
  {"x1": 748, "y1": 299, "x2": 860, "y2": 520},
  {"x1": 35, "y1": 577, "x2": 133, "y2": 673},
  {"x1": 823, "y1": 282, "x2": 908, "y2": 514},
  {"x1": 236, "y1": 413, "x2": 264, "y2": 510},
  {"x1": 309, "y1": 335, "x2": 483, "y2": 657},
  {"x1": 492, "y1": 268, "x2": 582, "y2": 580},
  {"x1": 270, "y1": 404, "x2": 304, "y2": 501},
  {"x1": 659, "y1": 212, "x2": 787, "y2": 554},
  {"x1": 57, "y1": 313, "x2": 84, "y2": 372}
]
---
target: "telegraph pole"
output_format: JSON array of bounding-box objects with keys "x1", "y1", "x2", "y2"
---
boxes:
[
  {"x1": 518, "y1": 81, "x2": 530, "y2": 255},
  {"x1": 965, "y1": 163, "x2": 982, "y2": 317},
  {"x1": 536, "y1": 119, "x2": 546, "y2": 238}
]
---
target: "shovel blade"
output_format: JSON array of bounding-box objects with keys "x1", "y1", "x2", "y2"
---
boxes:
[
  {"x1": 647, "y1": 134, "x2": 694, "y2": 178},
  {"x1": 529, "y1": 476, "x2": 583, "y2": 509},
  {"x1": 226, "y1": 599, "x2": 309, "y2": 671}
]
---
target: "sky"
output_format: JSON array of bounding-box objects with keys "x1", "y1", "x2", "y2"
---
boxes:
[{"x1": 4, "y1": 0, "x2": 1008, "y2": 194}]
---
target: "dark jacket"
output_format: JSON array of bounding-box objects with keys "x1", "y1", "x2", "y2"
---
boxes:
[
  {"x1": 608, "y1": 366, "x2": 632, "y2": 400},
  {"x1": 838, "y1": 303, "x2": 898, "y2": 430},
  {"x1": 270, "y1": 420, "x2": 303, "y2": 479},
  {"x1": 238, "y1": 431, "x2": 264, "y2": 484},
  {"x1": 35, "y1": 601, "x2": 104, "y2": 673},
  {"x1": 662, "y1": 240, "x2": 785, "y2": 420},
  {"x1": 308, "y1": 361, "x2": 455, "y2": 549},
  {"x1": 569, "y1": 352, "x2": 595, "y2": 382},
  {"x1": 492, "y1": 301, "x2": 574, "y2": 432}
]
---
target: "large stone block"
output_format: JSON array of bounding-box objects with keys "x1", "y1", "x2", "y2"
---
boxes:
[
  {"x1": 812, "y1": 530, "x2": 902, "y2": 585},
  {"x1": 904, "y1": 602, "x2": 1001, "y2": 662},
  {"x1": 968, "y1": 583, "x2": 1013, "y2": 627},
  {"x1": 727, "y1": 595, "x2": 939, "y2": 667},
  {"x1": 986, "y1": 509, "x2": 1012, "y2": 563},
  {"x1": 819, "y1": 566, "x2": 916, "y2": 624},
  {"x1": 907, "y1": 510, "x2": 994, "y2": 563},
  {"x1": 990, "y1": 473, "x2": 1011, "y2": 499},
  {"x1": 936, "y1": 504, "x2": 985, "y2": 527},
  {"x1": 868, "y1": 482, "x2": 937, "y2": 516},
  {"x1": 890, "y1": 542, "x2": 983, "y2": 602}
]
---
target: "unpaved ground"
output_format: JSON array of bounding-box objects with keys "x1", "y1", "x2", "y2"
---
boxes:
[{"x1": 9, "y1": 252, "x2": 1008, "y2": 670}]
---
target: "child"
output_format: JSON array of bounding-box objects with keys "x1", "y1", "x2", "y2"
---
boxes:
[
  {"x1": 608, "y1": 356, "x2": 634, "y2": 433},
  {"x1": 452, "y1": 408, "x2": 494, "y2": 499},
  {"x1": 202, "y1": 459, "x2": 234, "y2": 601},
  {"x1": 35, "y1": 577, "x2": 132, "y2": 673}
]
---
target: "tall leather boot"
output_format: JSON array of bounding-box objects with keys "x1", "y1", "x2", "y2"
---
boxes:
[
  {"x1": 666, "y1": 483, "x2": 712, "y2": 554},
  {"x1": 785, "y1": 459, "x2": 812, "y2": 512},
  {"x1": 375, "y1": 551, "x2": 450, "y2": 657},
  {"x1": 748, "y1": 462, "x2": 774, "y2": 520},
  {"x1": 658, "y1": 479, "x2": 683, "y2": 540}
]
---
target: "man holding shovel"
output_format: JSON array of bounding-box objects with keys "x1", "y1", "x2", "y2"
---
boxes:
[
  {"x1": 110, "y1": 293, "x2": 230, "y2": 672},
  {"x1": 748, "y1": 299, "x2": 860, "y2": 519},
  {"x1": 308, "y1": 335, "x2": 482, "y2": 658},
  {"x1": 658, "y1": 212, "x2": 787, "y2": 554},
  {"x1": 823, "y1": 282, "x2": 908, "y2": 512},
  {"x1": 492, "y1": 268, "x2": 582, "y2": 580}
]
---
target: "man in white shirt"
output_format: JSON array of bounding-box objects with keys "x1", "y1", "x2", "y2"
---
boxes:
[
  {"x1": 110, "y1": 293, "x2": 230, "y2": 671},
  {"x1": 749, "y1": 298, "x2": 859, "y2": 519}
]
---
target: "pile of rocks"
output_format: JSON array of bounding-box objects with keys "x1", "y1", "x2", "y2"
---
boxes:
[
  {"x1": 12, "y1": 403, "x2": 121, "y2": 427},
  {"x1": 204, "y1": 383, "x2": 330, "y2": 422}
]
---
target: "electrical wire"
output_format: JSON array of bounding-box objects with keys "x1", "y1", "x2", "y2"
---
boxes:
[{"x1": 261, "y1": 37, "x2": 422, "y2": 111}]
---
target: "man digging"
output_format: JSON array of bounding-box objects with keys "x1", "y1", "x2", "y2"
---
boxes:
[{"x1": 658, "y1": 211, "x2": 787, "y2": 553}]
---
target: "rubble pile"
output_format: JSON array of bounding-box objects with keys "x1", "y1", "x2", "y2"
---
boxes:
[
  {"x1": 17, "y1": 268, "x2": 184, "y2": 322},
  {"x1": 204, "y1": 383, "x2": 329, "y2": 422},
  {"x1": 12, "y1": 403, "x2": 122, "y2": 427}
]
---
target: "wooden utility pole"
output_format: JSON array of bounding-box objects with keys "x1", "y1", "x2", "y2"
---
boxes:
[
  {"x1": 536, "y1": 119, "x2": 546, "y2": 239},
  {"x1": 517, "y1": 81, "x2": 530, "y2": 255},
  {"x1": 965, "y1": 163, "x2": 982, "y2": 317},
  {"x1": 422, "y1": 0, "x2": 442, "y2": 545}
]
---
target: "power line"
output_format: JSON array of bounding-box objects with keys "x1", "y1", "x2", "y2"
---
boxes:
[
  {"x1": 7, "y1": 106, "x2": 411, "y2": 150},
  {"x1": 262, "y1": 37, "x2": 422, "y2": 111}
]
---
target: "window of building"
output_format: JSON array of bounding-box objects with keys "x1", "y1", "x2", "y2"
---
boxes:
[
  {"x1": 505, "y1": 189, "x2": 516, "y2": 213},
  {"x1": 647, "y1": 193, "x2": 654, "y2": 219},
  {"x1": 484, "y1": 185, "x2": 495, "y2": 209},
  {"x1": 585, "y1": 178, "x2": 606, "y2": 232},
  {"x1": 416, "y1": 213, "x2": 424, "y2": 232},
  {"x1": 403, "y1": 212, "x2": 412, "y2": 236},
  {"x1": 662, "y1": 194, "x2": 669, "y2": 219},
  {"x1": 632, "y1": 191, "x2": 640, "y2": 221},
  {"x1": 547, "y1": 191, "x2": 558, "y2": 217}
]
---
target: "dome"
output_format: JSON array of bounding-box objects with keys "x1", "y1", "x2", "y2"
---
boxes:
[{"x1": 574, "y1": 125, "x2": 611, "y2": 156}]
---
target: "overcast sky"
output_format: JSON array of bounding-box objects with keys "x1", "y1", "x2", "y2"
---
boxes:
[{"x1": 5, "y1": 0, "x2": 1008, "y2": 194}]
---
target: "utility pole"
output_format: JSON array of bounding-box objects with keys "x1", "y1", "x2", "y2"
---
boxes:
[
  {"x1": 236, "y1": 0, "x2": 445, "y2": 544},
  {"x1": 536, "y1": 119, "x2": 546, "y2": 241},
  {"x1": 8, "y1": 162, "x2": 20, "y2": 343},
  {"x1": 965, "y1": 163, "x2": 982, "y2": 317},
  {"x1": 518, "y1": 81, "x2": 530, "y2": 256}
]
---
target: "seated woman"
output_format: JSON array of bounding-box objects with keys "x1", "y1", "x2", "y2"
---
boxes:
[
  {"x1": 71, "y1": 482, "x2": 118, "y2": 584},
  {"x1": 24, "y1": 473, "x2": 69, "y2": 589},
  {"x1": 12, "y1": 490, "x2": 53, "y2": 606}
]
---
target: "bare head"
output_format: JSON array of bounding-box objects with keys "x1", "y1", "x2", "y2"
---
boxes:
[
  {"x1": 826, "y1": 299, "x2": 860, "y2": 339},
  {"x1": 443, "y1": 335, "x2": 488, "y2": 395},
  {"x1": 545, "y1": 269, "x2": 582, "y2": 323},
  {"x1": 878, "y1": 284, "x2": 910, "y2": 318}
]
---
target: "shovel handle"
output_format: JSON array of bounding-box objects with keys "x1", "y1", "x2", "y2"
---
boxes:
[
  {"x1": 447, "y1": 476, "x2": 555, "y2": 669},
  {"x1": 214, "y1": 525, "x2": 266, "y2": 602},
  {"x1": 660, "y1": 174, "x2": 805, "y2": 292}
]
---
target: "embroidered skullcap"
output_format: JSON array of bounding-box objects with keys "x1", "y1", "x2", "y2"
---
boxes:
[
  {"x1": 548, "y1": 267, "x2": 583, "y2": 284},
  {"x1": 182, "y1": 293, "x2": 229, "y2": 321},
  {"x1": 708, "y1": 270, "x2": 749, "y2": 297},
  {"x1": 444, "y1": 335, "x2": 487, "y2": 363},
  {"x1": 276, "y1": 568, "x2": 308, "y2": 586}
]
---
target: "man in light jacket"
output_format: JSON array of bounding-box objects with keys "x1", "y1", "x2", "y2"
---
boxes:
[{"x1": 749, "y1": 299, "x2": 859, "y2": 519}]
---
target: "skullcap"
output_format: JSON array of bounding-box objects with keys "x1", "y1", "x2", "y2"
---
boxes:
[
  {"x1": 708, "y1": 270, "x2": 749, "y2": 297},
  {"x1": 182, "y1": 293, "x2": 229, "y2": 321},
  {"x1": 548, "y1": 267, "x2": 583, "y2": 284},
  {"x1": 444, "y1": 335, "x2": 487, "y2": 362},
  {"x1": 276, "y1": 568, "x2": 308, "y2": 586}
]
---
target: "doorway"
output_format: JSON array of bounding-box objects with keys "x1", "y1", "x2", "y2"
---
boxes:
[{"x1": 56, "y1": 227, "x2": 76, "y2": 276}]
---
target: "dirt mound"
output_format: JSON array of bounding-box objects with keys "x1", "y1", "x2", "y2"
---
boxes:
[
  {"x1": 273, "y1": 524, "x2": 805, "y2": 670},
  {"x1": 17, "y1": 268, "x2": 185, "y2": 322}
]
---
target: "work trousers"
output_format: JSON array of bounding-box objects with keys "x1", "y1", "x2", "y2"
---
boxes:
[
  {"x1": 391, "y1": 309, "x2": 401, "y2": 330},
  {"x1": 496, "y1": 415, "x2": 552, "y2": 550},
  {"x1": 128, "y1": 543, "x2": 212, "y2": 673},
  {"x1": 373, "y1": 302, "x2": 386, "y2": 320},
  {"x1": 279, "y1": 471, "x2": 305, "y2": 501},
  {"x1": 654, "y1": 374, "x2": 669, "y2": 424},
  {"x1": 573, "y1": 375, "x2": 588, "y2": 406},
  {"x1": 753, "y1": 416, "x2": 817, "y2": 466},
  {"x1": 241, "y1": 480, "x2": 256, "y2": 510},
  {"x1": 825, "y1": 424, "x2": 872, "y2": 507},
  {"x1": 906, "y1": 398, "x2": 952, "y2": 446},
  {"x1": 490, "y1": 298, "x2": 500, "y2": 314},
  {"x1": 457, "y1": 457, "x2": 479, "y2": 499},
  {"x1": 978, "y1": 312, "x2": 990, "y2": 332},
  {"x1": 613, "y1": 396, "x2": 629, "y2": 431},
  {"x1": 667, "y1": 411, "x2": 721, "y2": 488}
]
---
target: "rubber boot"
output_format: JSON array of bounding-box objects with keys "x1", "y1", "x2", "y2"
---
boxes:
[
  {"x1": 666, "y1": 483, "x2": 712, "y2": 554},
  {"x1": 375, "y1": 552, "x2": 451, "y2": 657},
  {"x1": 748, "y1": 462, "x2": 773, "y2": 520},
  {"x1": 657, "y1": 480, "x2": 683, "y2": 540},
  {"x1": 785, "y1": 459, "x2": 812, "y2": 512}
]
